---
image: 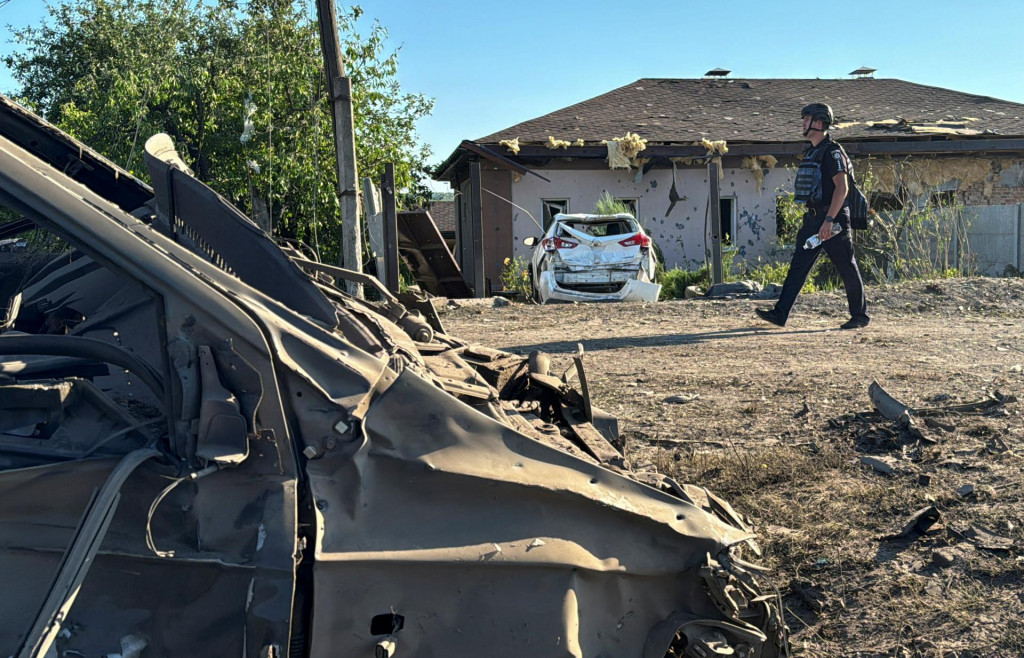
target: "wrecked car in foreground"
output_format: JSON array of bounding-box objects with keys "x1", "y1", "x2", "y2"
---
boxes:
[
  {"x1": 525, "y1": 213, "x2": 661, "y2": 304},
  {"x1": 0, "y1": 96, "x2": 787, "y2": 658}
]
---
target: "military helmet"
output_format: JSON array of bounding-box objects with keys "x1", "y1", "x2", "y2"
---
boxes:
[{"x1": 801, "y1": 102, "x2": 834, "y2": 127}]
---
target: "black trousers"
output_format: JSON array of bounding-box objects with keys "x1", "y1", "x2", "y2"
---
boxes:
[{"x1": 774, "y1": 213, "x2": 868, "y2": 323}]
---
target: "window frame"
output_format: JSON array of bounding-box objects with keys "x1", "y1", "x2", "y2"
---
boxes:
[
  {"x1": 719, "y1": 196, "x2": 737, "y2": 246},
  {"x1": 541, "y1": 199, "x2": 569, "y2": 230},
  {"x1": 614, "y1": 197, "x2": 639, "y2": 218}
]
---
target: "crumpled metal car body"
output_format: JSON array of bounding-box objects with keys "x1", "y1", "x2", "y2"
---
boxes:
[
  {"x1": 527, "y1": 213, "x2": 661, "y2": 304},
  {"x1": 0, "y1": 97, "x2": 787, "y2": 658}
]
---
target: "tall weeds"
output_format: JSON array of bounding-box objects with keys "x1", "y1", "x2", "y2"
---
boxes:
[{"x1": 855, "y1": 159, "x2": 976, "y2": 282}]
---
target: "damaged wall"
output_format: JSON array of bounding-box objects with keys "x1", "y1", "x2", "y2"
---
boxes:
[
  {"x1": 498, "y1": 154, "x2": 1024, "y2": 276},
  {"x1": 510, "y1": 164, "x2": 792, "y2": 269},
  {"x1": 959, "y1": 159, "x2": 1024, "y2": 206},
  {"x1": 861, "y1": 156, "x2": 1024, "y2": 206},
  {"x1": 857, "y1": 156, "x2": 1024, "y2": 275}
]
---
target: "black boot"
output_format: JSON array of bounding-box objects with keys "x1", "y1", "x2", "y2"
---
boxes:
[
  {"x1": 840, "y1": 316, "x2": 870, "y2": 330},
  {"x1": 756, "y1": 308, "x2": 786, "y2": 327}
]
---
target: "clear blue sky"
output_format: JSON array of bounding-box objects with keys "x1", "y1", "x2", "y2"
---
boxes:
[{"x1": 4, "y1": 0, "x2": 1024, "y2": 183}]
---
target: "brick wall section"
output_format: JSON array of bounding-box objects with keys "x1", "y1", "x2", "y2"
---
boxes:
[{"x1": 962, "y1": 159, "x2": 1024, "y2": 206}]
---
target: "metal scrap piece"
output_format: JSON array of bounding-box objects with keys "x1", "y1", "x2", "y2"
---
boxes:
[
  {"x1": 869, "y1": 381, "x2": 912, "y2": 422},
  {"x1": 895, "y1": 505, "x2": 942, "y2": 538},
  {"x1": 964, "y1": 524, "x2": 1014, "y2": 551},
  {"x1": 560, "y1": 406, "x2": 625, "y2": 468},
  {"x1": 15, "y1": 449, "x2": 161, "y2": 658}
]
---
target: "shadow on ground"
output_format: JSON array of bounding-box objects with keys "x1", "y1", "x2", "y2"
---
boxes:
[{"x1": 500, "y1": 326, "x2": 830, "y2": 354}]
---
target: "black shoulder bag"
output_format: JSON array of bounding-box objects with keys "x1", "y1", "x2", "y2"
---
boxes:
[{"x1": 834, "y1": 143, "x2": 872, "y2": 231}]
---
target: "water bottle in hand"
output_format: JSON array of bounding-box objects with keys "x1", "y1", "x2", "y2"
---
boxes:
[{"x1": 804, "y1": 222, "x2": 843, "y2": 249}]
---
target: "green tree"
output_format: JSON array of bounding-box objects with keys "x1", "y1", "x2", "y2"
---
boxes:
[{"x1": 4, "y1": 0, "x2": 433, "y2": 262}]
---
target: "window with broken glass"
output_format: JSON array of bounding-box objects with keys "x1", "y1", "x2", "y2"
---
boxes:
[{"x1": 542, "y1": 199, "x2": 569, "y2": 230}]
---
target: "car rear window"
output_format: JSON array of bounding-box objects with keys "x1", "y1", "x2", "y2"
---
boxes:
[{"x1": 559, "y1": 220, "x2": 636, "y2": 237}]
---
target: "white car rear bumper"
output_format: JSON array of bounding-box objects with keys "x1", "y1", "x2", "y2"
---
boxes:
[{"x1": 538, "y1": 271, "x2": 661, "y2": 303}]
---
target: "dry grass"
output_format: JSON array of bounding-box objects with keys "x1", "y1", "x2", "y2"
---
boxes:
[{"x1": 650, "y1": 438, "x2": 1024, "y2": 656}]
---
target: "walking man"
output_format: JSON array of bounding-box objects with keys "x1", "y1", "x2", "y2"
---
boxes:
[{"x1": 756, "y1": 103, "x2": 870, "y2": 330}]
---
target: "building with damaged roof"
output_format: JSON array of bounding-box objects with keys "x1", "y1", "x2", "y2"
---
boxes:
[{"x1": 435, "y1": 76, "x2": 1024, "y2": 293}]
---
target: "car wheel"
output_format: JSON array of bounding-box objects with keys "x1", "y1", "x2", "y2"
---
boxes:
[{"x1": 529, "y1": 269, "x2": 541, "y2": 304}]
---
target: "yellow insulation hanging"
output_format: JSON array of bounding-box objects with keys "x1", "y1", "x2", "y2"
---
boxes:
[
  {"x1": 499, "y1": 137, "x2": 520, "y2": 155},
  {"x1": 698, "y1": 138, "x2": 728, "y2": 155},
  {"x1": 615, "y1": 132, "x2": 648, "y2": 159},
  {"x1": 604, "y1": 132, "x2": 648, "y2": 170},
  {"x1": 741, "y1": 155, "x2": 778, "y2": 191},
  {"x1": 546, "y1": 136, "x2": 571, "y2": 150}
]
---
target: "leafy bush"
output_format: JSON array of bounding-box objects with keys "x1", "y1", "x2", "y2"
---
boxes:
[
  {"x1": 500, "y1": 256, "x2": 533, "y2": 299},
  {"x1": 774, "y1": 193, "x2": 803, "y2": 246},
  {"x1": 5, "y1": 1, "x2": 435, "y2": 265},
  {"x1": 659, "y1": 266, "x2": 709, "y2": 300},
  {"x1": 741, "y1": 259, "x2": 789, "y2": 288},
  {"x1": 738, "y1": 258, "x2": 820, "y2": 294}
]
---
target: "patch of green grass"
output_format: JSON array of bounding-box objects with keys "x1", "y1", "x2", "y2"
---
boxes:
[
  {"x1": 657, "y1": 259, "x2": 824, "y2": 299},
  {"x1": 593, "y1": 191, "x2": 632, "y2": 215},
  {"x1": 658, "y1": 266, "x2": 709, "y2": 300}
]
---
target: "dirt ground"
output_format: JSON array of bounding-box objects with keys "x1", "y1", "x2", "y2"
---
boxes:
[{"x1": 441, "y1": 278, "x2": 1024, "y2": 658}]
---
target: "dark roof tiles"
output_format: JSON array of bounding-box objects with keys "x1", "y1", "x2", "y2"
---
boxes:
[
  {"x1": 427, "y1": 200, "x2": 455, "y2": 234},
  {"x1": 476, "y1": 78, "x2": 1024, "y2": 144}
]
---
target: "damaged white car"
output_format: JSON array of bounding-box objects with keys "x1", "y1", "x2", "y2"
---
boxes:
[{"x1": 525, "y1": 213, "x2": 661, "y2": 304}]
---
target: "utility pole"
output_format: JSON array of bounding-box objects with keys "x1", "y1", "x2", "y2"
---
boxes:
[
  {"x1": 316, "y1": 0, "x2": 363, "y2": 297},
  {"x1": 708, "y1": 160, "x2": 724, "y2": 285}
]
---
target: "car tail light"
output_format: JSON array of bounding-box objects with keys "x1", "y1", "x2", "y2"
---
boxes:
[
  {"x1": 542, "y1": 237, "x2": 579, "y2": 251},
  {"x1": 618, "y1": 233, "x2": 651, "y2": 248}
]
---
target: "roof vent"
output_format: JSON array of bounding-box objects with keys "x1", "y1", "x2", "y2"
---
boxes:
[
  {"x1": 704, "y1": 68, "x2": 731, "y2": 78},
  {"x1": 850, "y1": 66, "x2": 877, "y2": 78}
]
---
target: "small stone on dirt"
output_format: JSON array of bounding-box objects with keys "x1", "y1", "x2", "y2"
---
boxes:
[
  {"x1": 957, "y1": 483, "x2": 976, "y2": 497},
  {"x1": 754, "y1": 283, "x2": 783, "y2": 300},
  {"x1": 859, "y1": 455, "x2": 896, "y2": 475},
  {"x1": 663, "y1": 393, "x2": 700, "y2": 404},
  {"x1": 790, "y1": 579, "x2": 829, "y2": 612},
  {"x1": 933, "y1": 547, "x2": 957, "y2": 568},
  {"x1": 766, "y1": 525, "x2": 800, "y2": 537}
]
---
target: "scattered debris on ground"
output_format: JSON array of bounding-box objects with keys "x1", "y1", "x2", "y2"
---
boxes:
[{"x1": 444, "y1": 277, "x2": 1024, "y2": 656}]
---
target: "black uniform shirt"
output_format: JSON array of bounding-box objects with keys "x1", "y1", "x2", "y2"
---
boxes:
[{"x1": 808, "y1": 136, "x2": 850, "y2": 216}]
